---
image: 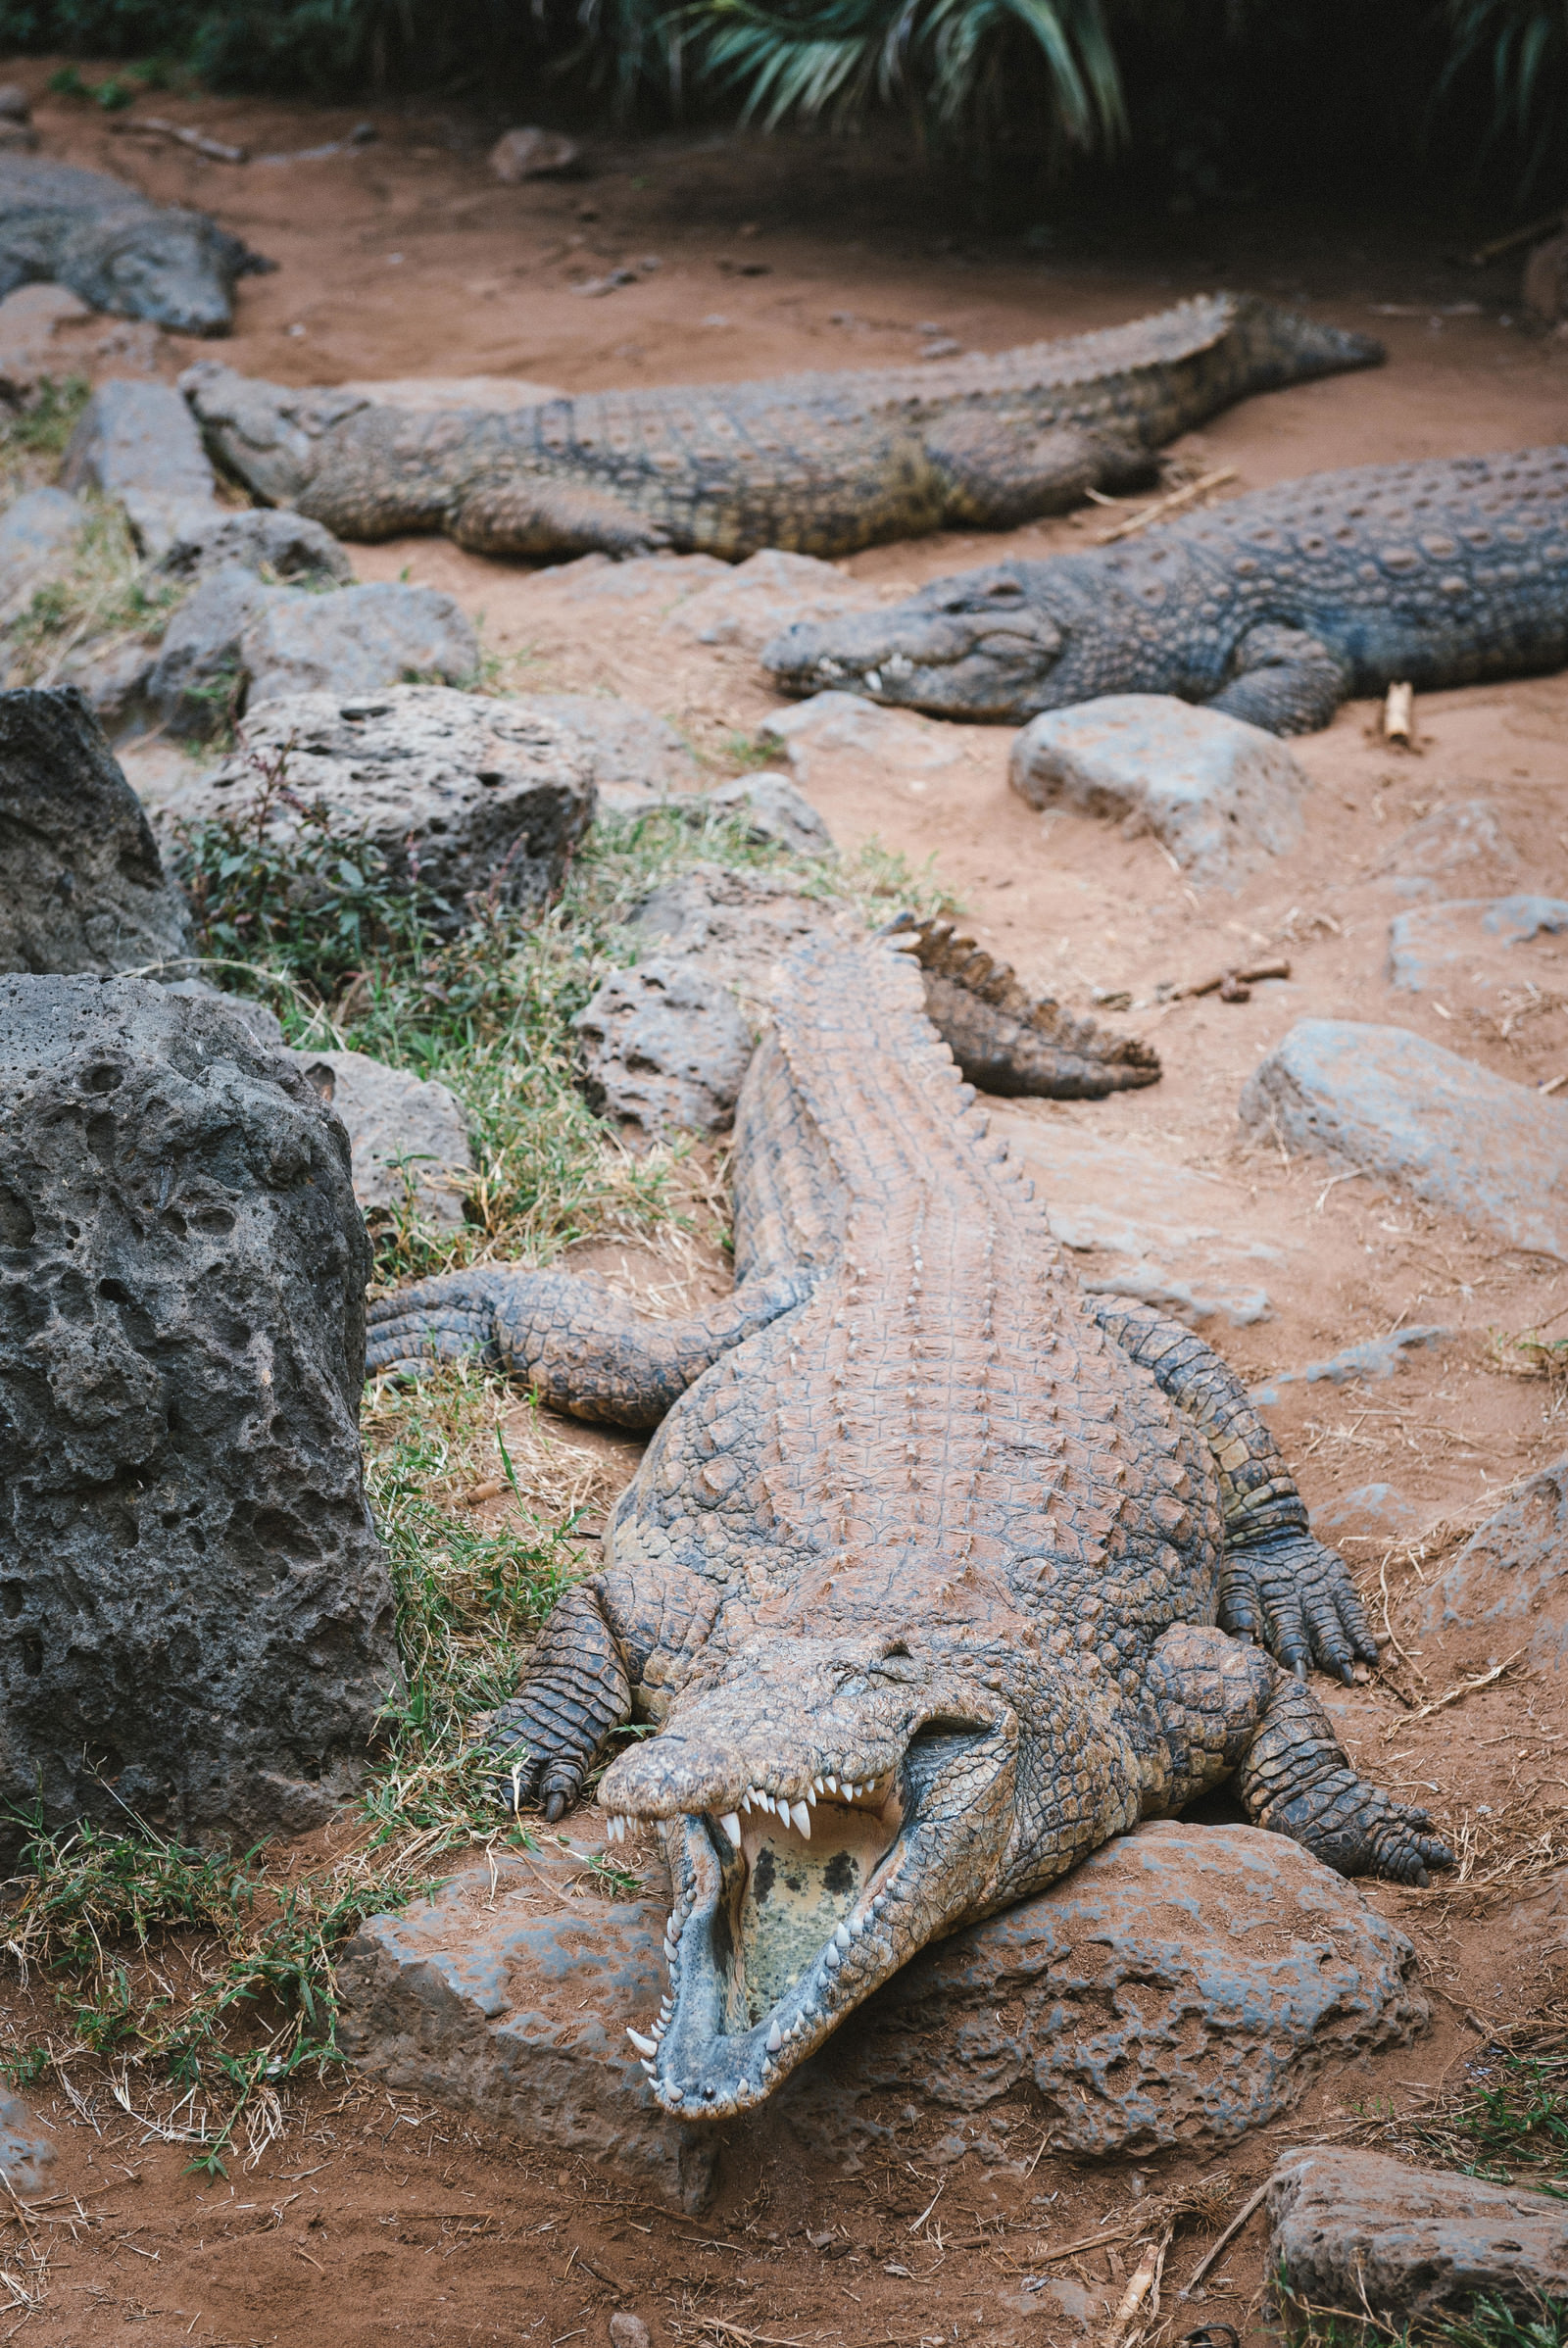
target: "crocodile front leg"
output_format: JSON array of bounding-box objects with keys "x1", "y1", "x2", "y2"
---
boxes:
[
  {"x1": 1091, "y1": 1298, "x2": 1377, "y2": 1681},
  {"x1": 1152, "y1": 1623, "x2": 1451, "y2": 1885},
  {"x1": 366, "y1": 1263, "x2": 813, "y2": 1427},
  {"x1": 489, "y1": 1578, "x2": 633, "y2": 1819},
  {"x1": 1206, "y1": 622, "x2": 1352, "y2": 735}
]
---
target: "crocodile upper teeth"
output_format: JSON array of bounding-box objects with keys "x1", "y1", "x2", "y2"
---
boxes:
[
  {"x1": 627, "y1": 2028, "x2": 657, "y2": 2058},
  {"x1": 719, "y1": 1812, "x2": 742, "y2": 1847}
]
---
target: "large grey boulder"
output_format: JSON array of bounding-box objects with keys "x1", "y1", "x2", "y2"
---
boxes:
[
  {"x1": 574, "y1": 959, "x2": 755, "y2": 1143},
  {"x1": 1417, "y1": 1453, "x2": 1568, "y2": 1673},
  {"x1": 1009, "y1": 694, "x2": 1309, "y2": 887},
  {"x1": 146, "y1": 571, "x2": 478, "y2": 740},
  {"x1": 293, "y1": 1049, "x2": 471, "y2": 1229},
  {"x1": 0, "y1": 687, "x2": 192, "y2": 977},
  {"x1": 0, "y1": 974, "x2": 400, "y2": 1855},
  {"x1": 1267, "y1": 2146, "x2": 1568, "y2": 2333},
  {"x1": 173, "y1": 686, "x2": 596, "y2": 928},
  {"x1": 1388, "y1": 893, "x2": 1568, "y2": 994},
  {"x1": 60, "y1": 377, "x2": 222, "y2": 557},
  {"x1": 335, "y1": 1819, "x2": 1423, "y2": 2213},
  {"x1": 0, "y1": 484, "x2": 84, "y2": 619},
  {"x1": 1240, "y1": 1020, "x2": 1568, "y2": 1260}
]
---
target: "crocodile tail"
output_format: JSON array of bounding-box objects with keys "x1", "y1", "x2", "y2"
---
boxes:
[{"x1": 880, "y1": 912, "x2": 1161, "y2": 1097}]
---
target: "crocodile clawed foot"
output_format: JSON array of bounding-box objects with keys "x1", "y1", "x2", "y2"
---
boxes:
[
  {"x1": 1267, "y1": 1770, "x2": 1454, "y2": 1887},
  {"x1": 1220, "y1": 1529, "x2": 1379, "y2": 1685},
  {"x1": 364, "y1": 1274, "x2": 508, "y2": 1382}
]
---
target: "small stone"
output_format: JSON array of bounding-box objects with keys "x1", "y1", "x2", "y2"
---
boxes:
[
  {"x1": 667, "y1": 549, "x2": 882, "y2": 652},
  {"x1": 1239, "y1": 1019, "x2": 1568, "y2": 1260},
  {"x1": 574, "y1": 959, "x2": 755, "y2": 1144},
  {"x1": 156, "y1": 508, "x2": 354, "y2": 586},
  {"x1": 1248, "y1": 1324, "x2": 1449, "y2": 1406},
  {"x1": 292, "y1": 1049, "x2": 471, "y2": 1228},
  {"x1": 757, "y1": 690, "x2": 963, "y2": 787},
  {"x1": 1266, "y1": 2146, "x2": 1568, "y2": 2334},
  {"x1": 0, "y1": 971, "x2": 400, "y2": 1857},
  {"x1": 0, "y1": 85, "x2": 31, "y2": 123},
  {"x1": 178, "y1": 685, "x2": 595, "y2": 931},
  {"x1": 0, "y1": 2089, "x2": 53, "y2": 2194},
  {"x1": 0, "y1": 281, "x2": 93, "y2": 399},
  {"x1": 609, "y1": 2319, "x2": 652, "y2": 2348},
  {"x1": 0, "y1": 484, "x2": 84, "y2": 618},
  {"x1": 1417, "y1": 1451, "x2": 1568, "y2": 1674},
  {"x1": 1009, "y1": 694, "x2": 1309, "y2": 889},
  {"x1": 702, "y1": 772, "x2": 834, "y2": 855},
  {"x1": 488, "y1": 126, "x2": 581, "y2": 182},
  {"x1": 60, "y1": 377, "x2": 221, "y2": 559},
  {"x1": 0, "y1": 686, "x2": 191, "y2": 976},
  {"x1": 1388, "y1": 893, "x2": 1568, "y2": 993}
]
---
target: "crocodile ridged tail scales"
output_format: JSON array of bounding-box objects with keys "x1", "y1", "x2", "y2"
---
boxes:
[{"x1": 890, "y1": 913, "x2": 1162, "y2": 1098}]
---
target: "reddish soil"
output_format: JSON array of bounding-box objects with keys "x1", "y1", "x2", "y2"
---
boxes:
[{"x1": 5, "y1": 66, "x2": 1568, "y2": 2348}]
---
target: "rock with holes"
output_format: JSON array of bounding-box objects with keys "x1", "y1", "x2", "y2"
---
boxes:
[
  {"x1": 1265, "y1": 2145, "x2": 1568, "y2": 2332},
  {"x1": 1009, "y1": 695, "x2": 1309, "y2": 887},
  {"x1": 1239, "y1": 1020, "x2": 1568, "y2": 1260},
  {"x1": 574, "y1": 958, "x2": 755, "y2": 1143},
  {"x1": 0, "y1": 685, "x2": 192, "y2": 977},
  {"x1": 334, "y1": 1819, "x2": 1423, "y2": 2211},
  {"x1": 147, "y1": 685, "x2": 597, "y2": 926},
  {"x1": 291, "y1": 1048, "x2": 471, "y2": 1229},
  {"x1": 626, "y1": 864, "x2": 850, "y2": 1023},
  {"x1": 0, "y1": 972, "x2": 400, "y2": 1859}
]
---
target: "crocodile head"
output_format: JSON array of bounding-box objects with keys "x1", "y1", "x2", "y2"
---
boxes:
[
  {"x1": 80, "y1": 217, "x2": 248, "y2": 336},
  {"x1": 762, "y1": 562, "x2": 1081, "y2": 720},
  {"x1": 597, "y1": 1621, "x2": 1118, "y2": 2117}
]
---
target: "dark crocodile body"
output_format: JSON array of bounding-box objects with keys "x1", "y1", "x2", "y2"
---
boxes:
[
  {"x1": 0, "y1": 158, "x2": 271, "y2": 335},
  {"x1": 365, "y1": 934, "x2": 1448, "y2": 2119},
  {"x1": 182, "y1": 295, "x2": 1379, "y2": 563},
  {"x1": 763, "y1": 447, "x2": 1568, "y2": 732}
]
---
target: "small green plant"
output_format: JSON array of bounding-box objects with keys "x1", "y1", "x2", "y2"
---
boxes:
[{"x1": 1278, "y1": 2281, "x2": 1568, "y2": 2347}]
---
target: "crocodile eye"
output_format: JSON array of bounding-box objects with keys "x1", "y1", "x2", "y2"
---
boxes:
[{"x1": 986, "y1": 580, "x2": 1025, "y2": 601}]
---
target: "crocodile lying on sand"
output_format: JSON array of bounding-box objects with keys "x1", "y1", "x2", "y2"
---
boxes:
[
  {"x1": 366, "y1": 930, "x2": 1449, "y2": 2120},
  {"x1": 0, "y1": 158, "x2": 271, "y2": 334},
  {"x1": 181, "y1": 294, "x2": 1380, "y2": 562},
  {"x1": 764, "y1": 447, "x2": 1568, "y2": 733}
]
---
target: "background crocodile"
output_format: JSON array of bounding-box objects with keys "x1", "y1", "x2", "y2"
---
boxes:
[
  {"x1": 365, "y1": 931, "x2": 1448, "y2": 2121},
  {"x1": 763, "y1": 446, "x2": 1568, "y2": 733},
  {"x1": 0, "y1": 157, "x2": 272, "y2": 334},
  {"x1": 182, "y1": 294, "x2": 1380, "y2": 563}
]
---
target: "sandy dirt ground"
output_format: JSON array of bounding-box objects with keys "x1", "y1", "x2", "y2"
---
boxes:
[{"x1": 5, "y1": 65, "x2": 1568, "y2": 2348}]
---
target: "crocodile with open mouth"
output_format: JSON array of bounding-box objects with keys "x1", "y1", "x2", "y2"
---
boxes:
[{"x1": 365, "y1": 932, "x2": 1450, "y2": 2120}]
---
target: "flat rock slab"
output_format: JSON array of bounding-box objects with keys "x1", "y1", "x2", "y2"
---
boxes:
[
  {"x1": 759, "y1": 690, "x2": 964, "y2": 788},
  {"x1": 60, "y1": 377, "x2": 220, "y2": 557},
  {"x1": 293, "y1": 1049, "x2": 471, "y2": 1228},
  {"x1": 164, "y1": 686, "x2": 596, "y2": 929},
  {"x1": 665, "y1": 550, "x2": 883, "y2": 654},
  {"x1": 1267, "y1": 2145, "x2": 1568, "y2": 2332},
  {"x1": 1389, "y1": 893, "x2": 1568, "y2": 993},
  {"x1": 991, "y1": 1104, "x2": 1287, "y2": 1327},
  {"x1": 1240, "y1": 1019, "x2": 1568, "y2": 1260},
  {"x1": 1417, "y1": 1452, "x2": 1568, "y2": 1673},
  {"x1": 626, "y1": 864, "x2": 853, "y2": 1026},
  {"x1": 574, "y1": 958, "x2": 755, "y2": 1143},
  {"x1": 1009, "y1": 695, "x2": 1309, "y2": 889},
  {"x1": 337, "y1": 1820, "x2": 1425, "y2": 2211},
  {"x1": 0, "y1": 685, "x2": 191, "y2": 977},
  {"x1": 0, "y1": 483, "x2": 83, "y2": 619}
]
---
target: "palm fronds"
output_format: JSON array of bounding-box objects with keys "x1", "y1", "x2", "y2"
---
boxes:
[{"x1": 1440, "y1": 0, "x2": 1568, "y2": 187}]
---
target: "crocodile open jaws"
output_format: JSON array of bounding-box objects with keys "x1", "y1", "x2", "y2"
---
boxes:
[{"x1": 367, "y1": 932, "x2": 1450, "y2": 2119}]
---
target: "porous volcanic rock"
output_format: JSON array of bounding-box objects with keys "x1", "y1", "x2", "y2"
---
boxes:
[
  {"x1": 1239, "y1": 1019, "x2": 1568, "y2": 1260},
  {"x1": 1266, "y1": 2146, "x2": 1568, "y2": 2332},
  {"x1": 574, "y1": 958, "x2": 755, "y2": 1143},
  {"x1": 1009, "y1": 694, "x2": 1309, "y2": 888},
  {"x1": 1417, "y1": 1452, "x2": 1568, "y2": 1674},
  {"x1": 166, "y1": 686, "x2": 597, "y2": 927},
  {"x1": 61, "y1": 376, "x2": 222, "y2": 557},
  {"x1": 335, "y1": 1820, "x2": 1424, "y2": 2211},
  {"x1": 0, "y1": 686, "x2": 192, "y2": 976},
  {"x1": 156, "y1": 506, "x2": 354, "y2": 586},
  {"x1": 626, "y1": 863, "x2": 848, "y2": 1023},
  {"x1": 293, "y1": 1048, "x2": 471, "y2": 1229},
  {"x1": 0, "y1": 974, "x2": 400, "y2": 1854}
]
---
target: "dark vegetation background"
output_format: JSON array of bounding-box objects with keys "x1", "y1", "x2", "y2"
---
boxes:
[{"x1": 0, "y1": 0, "x2": 1562, "y2": 220}]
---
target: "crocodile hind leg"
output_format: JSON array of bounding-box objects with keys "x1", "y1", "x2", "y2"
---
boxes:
[
  {"x1": 1091, "y1": 1297, "x2": 1377, "y2": 1681},
  {"x1": 889, "y1": 916, "x2": 1161, "y2": 1099},
  {"x1": 1152, "y1": 1622, "x2": 1451, "y2": 1885},
  {"x1": 366, "y1": 1263, "x2": 812, "y2": 1427}
]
